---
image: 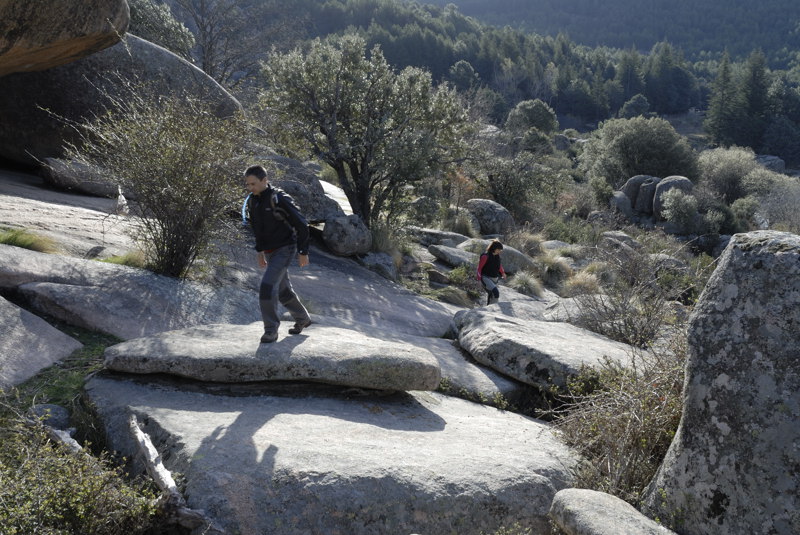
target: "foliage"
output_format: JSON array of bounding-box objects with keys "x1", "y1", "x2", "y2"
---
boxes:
[
  {"x1": 617, "y1": 93, "x2": 650, "y2": 119},
  {"x1": 0, "y1": 227, "x2": 57, "y2": 253},
  {"x1": 67, "y1": 90, "x2": 250, "y2": 278},
  {"x1": 661, "y1": 189, "x2": 699, "y2": 234},
  {"x1": 504, "y1": 99, "x2": 559, "y2": 134},
  {"x1": 562, "y1": 271, "x2": 600, "y2": 297},
  {"x1": 759, "y1": 176, "x2": 800, "y2": 233},
  {"x1": 696, "y1": 146, "x2": 758, "y2": 203},
  {"x1": 579, "y1": 116, "x2": 698, "y2": 190},
  {"x1": 505, "y1": 228, "x2": 544, "y2": 257},
  {"x1": 0, "y1": 402, "x2": 157, "y2": 535},
  {"x1": 539, "y1": 253, "x2": 573, "y2": 289},
  {"x1": 260, "y1": 34, "x2": 471, "y2": 227},
  {"x1": 704, "y1": 52, "x2": 739, "y2": 146},
  {"x1": 553, "y1": 335, "x2": 687, "y2": 506},
  {"x1": 128, "y1": 0, "x2": 195, "y2": 59}
]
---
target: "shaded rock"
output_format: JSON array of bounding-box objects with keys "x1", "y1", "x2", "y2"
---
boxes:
[
  {"x1": 0, "y1": 295, "x2": 83, "y2": 389},
  {"x1": 465, "y1": 198, "x2": 515, "y2": 235},
  {"x1": 428, "y1": 243, "x2": 477, "y2": 268},
  {"x1": 432, "y1": 285, "x2": 474, "y2": 307},
  {"x1": 85, "y1": 375, "x2": 578, "y2": 535},
  {"x1": 541, "y1": 240, "x2": 571, "y2": 252},
  {"x1": 426, "y1": 268, "x2": 450, "y2": 285},
  {"x1": 358, "y1": 251, "x2": 398, "y2": 281},
  {"x1": 271, "y1": 179, "x2": 345, "y2": 224},
  {"x1": 0, "y1": 34, "x2": 241, "y2": 165},
  {"x1": 322, "y1": 214, "x2": 372, "y2": 256},
  {"x1": 653, "y1": 175, "x2": 693, "y2": 221},
  {"x1": 455, "y1": 307, "x2": 634, "y2": 390},
  {"x1": 104, "y1": 322, "x2": 441, "y2": 392},
  {"x1": 643, "y1": 231, "x2": 800, "y2": 535},
  {"x1": 634, "y1": 176, "x2": 662, "y2": 214},
  {"x1": 609, "y1": 191, "x2": 633, "y2": 220},
  {"x1": 550, "y1": 488, "x2": 675, "y2": 535},
  {"x1": 0, "y1": 1, "x2": 129, "y2": 77},
  {"x1": 0, "y1": 245, "x2": 258, "y2": 340},
  {"x1": 404, "y1": 226, "x2": 470, "y2": 247},
  {"x1": 30, "y1": 404, "x2": 71, "y2": 430},
  {"x1": 40, "y1": 158, "x2": 119, "y2": 198},
  {"x1": 620, "y1": 175, "x2": 654, "y2": 207}
]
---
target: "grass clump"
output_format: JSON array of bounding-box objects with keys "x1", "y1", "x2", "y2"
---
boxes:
[
  {"x1": 508, "y1": 270, "x2": 544, "y2": 298},
  {"x1": 99, "y1": 250, "x2": 147, "y2": 269},
  {"x1": 0, "y1": 227, "x2": 57, "y2": 253}
]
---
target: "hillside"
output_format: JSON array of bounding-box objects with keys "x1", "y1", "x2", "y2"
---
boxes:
[{"x1": 425, "y1": 0, "x2": 800, "y2": 67}]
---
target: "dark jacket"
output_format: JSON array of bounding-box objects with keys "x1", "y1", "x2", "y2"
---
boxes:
[
  {"x1": 247, "y1": 186, "x2": 310, "y2": 255},
  {"x1": 477, "y1": 252, "x2": 505, "y2": 279}
]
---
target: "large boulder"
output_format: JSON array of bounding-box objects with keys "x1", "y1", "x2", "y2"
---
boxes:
[
  {"x1": 643, "y1": 231, "x2": 800, "y2": 535},
  {"x1": 465, "y1": 198, "x2": 515, "y2": 235},
  {"x1": 85, "y1": 375, "x2": 578, "y2": 534},
  {"x1": 633, "y1": 176, "x2": 662, "y2": 214},
  {"x1": 0, "y1": 1, "x2": 129, "y2": 77},
  {"x1": 321, "y1": 214, "x2": 372, "y2": 256},
  {"x1": 550, "y1": 489, "x2": 675, "y2": 535},
  {"x1": 404, "y1": 226, "x2": 470, "y2": 247},
  {"x1": 653, "y1": 175, "x2": 693, "y2": 221},
  {"x1": 427, "y1": 243, "x2": 477, "y2": 268},
  {"x1": 0, "y1": 34, "x2": 241, "y2": 165},
  {"x1": 40, "y1": 158, "x2": 119, "y2": 198},
  {"x1": 0, "y1": 296, "x2": 83, "y2": 389},
  {"x1": 272, "y1": 179, "x2": 345, "y2": 224},
  {"x1": 454, "y1": 307, "x2": 634, "y2": 391},
  {"x1": 104, "y1": 322, "x2": 441, "y2": 392},
  {"x1": 620, "y1": 175, "x2": 655, "y2": 208}
]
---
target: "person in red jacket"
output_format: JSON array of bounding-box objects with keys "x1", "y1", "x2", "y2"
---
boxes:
[{"x1": 476, "y1": 239, "x2": 506, "y2": 305}]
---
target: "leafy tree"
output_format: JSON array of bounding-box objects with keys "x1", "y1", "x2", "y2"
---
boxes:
[
  {"x1": 618, "y1": 94, "x2": 650, "y2": 118},
  {"x1": 579, "y1": 116, "x2": 698, "y2": 189},
  {"x1": 642, "y1": 42, "x2": 698, "y2": 114},
  {"x1": 614, "y1": 48, "x2": 645, "y2": 103},
  {"x1": 260, "y1": 35, "x2": 471, "y2": 226},
  {"x1": 128, "y1": 0, "x2": 195, "y2": 59},
  {"x1": 696, "y1": 146, "x2": 757, "y2": 203},
  {"x1": 69, "y1": 91, "x2": 250, "y2": 278},
  {"x1": 447, "y1": 59, "x2": 480, "y2": 91},
  {"x1": 761, "y1": 115, "x2": 800, "y2": 165},
  {"x1": 504, "y1": 98, "x2": 559, "y2": 134}
]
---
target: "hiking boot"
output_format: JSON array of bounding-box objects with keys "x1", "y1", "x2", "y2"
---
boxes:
[
  {"x1": 260, "y1": 331, "x2": 278, "y2": 343},
  {"x1": 288, "y1": 318, "x2": 312, "y2": 335}
]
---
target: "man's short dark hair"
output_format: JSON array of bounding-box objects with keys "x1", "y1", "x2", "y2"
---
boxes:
[{"x1": 244, "y1": 165, "x2": 268, "y2": 180}]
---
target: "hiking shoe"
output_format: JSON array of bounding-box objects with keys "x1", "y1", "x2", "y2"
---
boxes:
[
  {"x1": 288, "y1": 318, "x2": 312, "y2": 335},
  {"x1": 260, "y1": 332, "x2": 278, "y2": 343}
]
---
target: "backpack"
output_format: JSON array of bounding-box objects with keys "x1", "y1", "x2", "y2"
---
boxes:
[{"x1": 243, "y1": 188, "x2": 303, "y2": 229}]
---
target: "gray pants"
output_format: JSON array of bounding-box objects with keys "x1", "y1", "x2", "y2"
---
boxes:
[
  {"x1": 259, "y1": 244, "x2": 310, "y2": 336},
  {"x1": 482, "y1": 276, "x2": 500, "y2": 305}
]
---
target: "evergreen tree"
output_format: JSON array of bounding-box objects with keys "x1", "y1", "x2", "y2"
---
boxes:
[
  {"x1": 734, "y1": 50, "x2": 771, "y2": 147},
  {"x1": 704, "y1": 52, "x2": 739, "y2": 146}
]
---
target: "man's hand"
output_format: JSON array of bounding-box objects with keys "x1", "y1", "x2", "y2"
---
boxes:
[
  {"x1": 298, "y1": 254, "x2": 309, "y2": 268},
  {"x1": 257, "y1": 252, "x2": 267, "y2": 268}
]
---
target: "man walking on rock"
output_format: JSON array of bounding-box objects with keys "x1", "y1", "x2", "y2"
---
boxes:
[{"x1": 244, "y1": 165, "x2": 312, "y2": 343}]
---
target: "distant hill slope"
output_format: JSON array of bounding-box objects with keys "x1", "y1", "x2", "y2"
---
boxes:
[{"x1": 425, "y1": 0, "x2": 800, "y2": 66}]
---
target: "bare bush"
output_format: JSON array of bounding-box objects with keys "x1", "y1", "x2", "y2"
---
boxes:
[{"x1": 68, "y1": 91, "x2": 251, "y2": 278}]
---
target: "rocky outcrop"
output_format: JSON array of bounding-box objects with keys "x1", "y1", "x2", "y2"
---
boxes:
[
  {"x1": 0, "y1": 34, "x2": 241, "y2": 165},
  {"x1": 104, "y1": 322, "x2": 442, "y2": 392},
  {"x1": 643, "y1": 231, "x2": 800, "y2": 534},
  {"x1": 428, "y1": 243, "x2": 476, "y2": 268},
  {"x1": 272, "y1": 178, "x2": 345, "y2": 224},
  {"x1": 404, "y1": 226, "x2": 470, "y2": 247},
  {"x1": 465, "y1": 198, "x2": 515, "y2": 235},
  {"x1": 550, "y1": 489, "x2": 676, "y2": 535},
  {"x1": 40, "y1": 158, "x2": 120, "y2": 198},
  {"x1": 85, "y1": 375, "x2": 578, "y2": 535},
  {"x1": 321, "y1": 214, "x2": 372, "y2": 255},
  {"x1": 0, "y1": 296, "x2": 83, "y2": 389},
  {"x1": 0, "y1": 1, "x2": 129, "y2": 77},
  {"x1": 454, "y1": 307, "x2": 634, "y2": 391}
]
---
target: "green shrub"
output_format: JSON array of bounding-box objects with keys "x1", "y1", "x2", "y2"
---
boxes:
[
  {"x1": 0, "y1": 227, "x2": 57, "y2": 253},
  {"x1": 0, "y1": 403, "x2": 156, "y2": 535},
  {"x1": 540, "y1": 254, "x2": 574, "y2": 289},
  {"x1": 579, "y1": 116, "x2": 698, "y2": 189},
  {"x1": 505, "y1": 229, "x2": 544, "y2": 256},
  {"x1": 697, "y1": 146, "x2": 756, "y2": 203},
  {"x1": 759, "y1": 177, "x2": 800, "y2": 233},
  {"x1": 661, "y1": 189, "x2": 699, "y2": 234}
]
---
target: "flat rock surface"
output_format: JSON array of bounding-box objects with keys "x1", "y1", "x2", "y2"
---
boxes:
[
  {"x1": 104, "y1": 322, "x2": 441, "y2": 391},
  {"x1": 0, "y1": 296, "x2": 83, "y2": 388},
  {"x1": 86, "y1": 375, "x2": 578, "y2": 535}
]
